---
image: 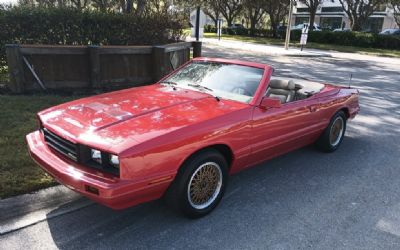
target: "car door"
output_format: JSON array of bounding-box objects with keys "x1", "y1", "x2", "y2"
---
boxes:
[{"x1": 248, "y1": 96, "x2": 321, "y2": 167}]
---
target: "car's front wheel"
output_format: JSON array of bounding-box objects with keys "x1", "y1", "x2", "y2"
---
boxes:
[
  {"x1": 316, "y1": 110, "x2": 347, "y2": 152},
  {"x1": 165, "y1": 149, "x2": 228, "y2": 218}
]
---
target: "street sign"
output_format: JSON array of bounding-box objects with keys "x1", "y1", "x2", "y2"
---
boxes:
[
  {"x1": 190, "y1": 8, "x2": 207, "y2": 40},
  {"x1": 300, "y1": 24, "x2": 309, "y2": 50},
  {"x1": 300, "y1": 34, "x2": 308, "y2": 45},
  {"x1": 190, "y1": 9, "x2": 206, "y2": 27},
  {"x1": 302, "y1": 24, "x2": 309, "y2": 34}
]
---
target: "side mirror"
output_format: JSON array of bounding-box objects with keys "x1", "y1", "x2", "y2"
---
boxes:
[{"x1": 259, "y1": 97, "x2": 281, "y2": 109}]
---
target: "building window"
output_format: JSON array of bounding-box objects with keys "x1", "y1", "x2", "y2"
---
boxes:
[
  {"x1": 295, "y1": 17, "x2": 310, "y2": 25},
  {"x1": 297, "y1": 8, "x2": 309, "y2": 13},
  {"x1": 363, "y1": 17, "x2": 384, "y2": 32},
  {"x1": 320, "y1": 17, "x2": 343, "y2": 30},
  {"x1": 321, "y1": 7, "x2": 344, "y2": 13}
]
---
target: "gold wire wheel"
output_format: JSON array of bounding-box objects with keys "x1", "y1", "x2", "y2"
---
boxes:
[
  {"x1": 329, "y1": 116, "x2": 344, "y2": 147},
  {"x1": 187, "y1": 162, "x2": 223, "y2": 210}
]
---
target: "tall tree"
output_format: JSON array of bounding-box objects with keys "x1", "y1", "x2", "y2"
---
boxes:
[
  {"x1": 18, "y1": 0, "x2": 36, "y2": 7},
  {"x1": 264, "y1": 0, "x2": 290, "y2": 37},
  {"x1": 218, "y1": 0, "x2": 243, "y2": 26},
  {"x1": 70, "y1": 0, "x2": 90, "y2": 10},
  {"x1": 338, "y1": 0, "x2": 386, "y2": 31},
  {"x1": 91, "y1": 0, "x2": 117, "y2": 12},
  {"x1": 145, "y1": 0, "x2": 172, "y2": 14},
  {"x1": 57, "y1": 0, "x2": 68, "y2": 7},
  {"x1": 391, "y1": 0, "x2": 400, "y2": 27},
  {"x1": 33, "y1": 0, "x2": 57, "y2": 8},
  {"x1": 298, "y1": 0, "x2": 323, "y2": 30},
  {"x1": 243, "y1": 0, "x2": 265, "y2": 35},
  {"x1": 203, "y1": 0, "x2": 222, "y2": 27},
  {"x1": 174, "y1": 0, "x2": 221, "y2": 27}
]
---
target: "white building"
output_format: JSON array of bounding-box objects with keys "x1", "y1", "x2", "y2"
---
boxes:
[{"x1": 292, "y1": 0, "x2": 399, "y2": 32}]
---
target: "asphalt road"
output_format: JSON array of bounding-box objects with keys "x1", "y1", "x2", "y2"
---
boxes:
[{"x1": 1, "y1": 45, "x2": 400, "y2": 250}]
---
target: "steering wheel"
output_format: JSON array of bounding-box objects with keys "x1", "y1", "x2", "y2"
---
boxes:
[{"x1": 231, "y1": 87, "x2": 252, "y2": 96}]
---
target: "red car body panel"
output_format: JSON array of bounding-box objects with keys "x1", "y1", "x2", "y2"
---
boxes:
[{"x1": 26, "y1": 57, "x2": 360, "y2": 209}]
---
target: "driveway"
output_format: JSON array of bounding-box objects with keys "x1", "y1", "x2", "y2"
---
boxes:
[{"x1": 1, "y1": 45, "x2": 400, "y2": 250}]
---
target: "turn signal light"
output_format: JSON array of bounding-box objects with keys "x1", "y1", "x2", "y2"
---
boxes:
[{"x1": 85, "y1": 185, "x2": 99, "y2": 195}]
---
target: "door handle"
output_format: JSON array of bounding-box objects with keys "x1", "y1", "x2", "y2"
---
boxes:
[{"x1": 309, "y1": 105, "x2": 319, "y2": 112}]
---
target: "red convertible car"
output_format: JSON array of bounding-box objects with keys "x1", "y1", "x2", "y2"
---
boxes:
[{"x1": 27, "y1": 58, "x2": 360, "y2": 218}]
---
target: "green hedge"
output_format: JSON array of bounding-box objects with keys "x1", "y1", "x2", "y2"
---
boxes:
[
  {"x1": 290, "y1": 30, "x2": 400, "y2": 50},
  {"x1": 204, "y1": 25, "x2": 275, "y2": 37},
  {"x1": 204, "y1": 24, "x2": 400, "y2": 50},
  {"x1": 0, "y1": 6, "x2": 184, "y2": 76}
]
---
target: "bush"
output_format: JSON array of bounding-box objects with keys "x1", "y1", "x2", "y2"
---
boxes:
[
  {"x1": 0, "y1": 6, "x2": 185, "y2": 74},
  {"x1": 204, "y1": 24, "x2": 217, "y2": 33},
  {"x1": 251, "y1": 28, "x2": 273, "y2": 37}
]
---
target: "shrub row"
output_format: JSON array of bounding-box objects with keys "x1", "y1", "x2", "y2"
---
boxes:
[
  {"x1": 204, "y1": 25, "x2": 274, "y2": 37},
  {"x1": 0, "y1": 6, "x2": 184, "y2": 70},
  {"x1": 204, "y1": 23, "x2": 400, "y2": 50},
  {"x1": 290, "y1": 30, "x2": 400, "y2": 50}
]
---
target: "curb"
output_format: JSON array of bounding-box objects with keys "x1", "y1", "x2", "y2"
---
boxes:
[
  {"x1": 283, "y1": 53, "x2": 332, "y2": 58},
  {"x1": 0, "y1": 185, "x2": 92, "y2": 235}
]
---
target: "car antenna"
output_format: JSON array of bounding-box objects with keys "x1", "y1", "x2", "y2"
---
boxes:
[{"x1": 348, "y1": 73, "x2": 353, "y2": 88}]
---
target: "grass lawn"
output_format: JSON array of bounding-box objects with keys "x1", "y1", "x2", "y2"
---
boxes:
[
  {"x1": 203, "y1": 32, "x2": 400, "y2": 58},
  {"x1": 0, "y1": 94, "x2": 83, "y2": 199}
]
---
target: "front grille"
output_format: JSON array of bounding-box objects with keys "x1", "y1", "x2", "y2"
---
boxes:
[
  {"x1": 41, "y1": 127, "x2": 120, "y2": 176},
  {"x1": 42, "y1": 128, "x2": 78, "y2": 161}
]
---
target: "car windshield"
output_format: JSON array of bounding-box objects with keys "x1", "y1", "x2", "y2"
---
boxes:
[{"x1": 163, "y1": 61, "x2": 264, "y2": 103}]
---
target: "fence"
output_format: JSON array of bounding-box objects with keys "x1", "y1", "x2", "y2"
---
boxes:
[{"x1": 6, "y1": 41, "x2": 202, "y2": 93}]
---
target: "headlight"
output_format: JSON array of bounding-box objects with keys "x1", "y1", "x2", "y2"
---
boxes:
[
  {"x1": 109, "y1": 154, "x2": 119, "y2": 169},
  {"x1": 91, "y1": 149, "x2": 102, "y2": 164},
  {"x1": 91, "y1": 149, "x2": 119, "y2": 169}
]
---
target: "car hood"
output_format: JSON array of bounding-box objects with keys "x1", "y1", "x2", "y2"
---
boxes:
[{"x1": 39, "y1": 84, "x2": 246, "y2": 153}]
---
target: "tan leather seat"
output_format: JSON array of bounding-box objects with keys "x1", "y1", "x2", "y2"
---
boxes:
[{"x1": 266, "y1": 79, "x2": 296, "y2": 103}]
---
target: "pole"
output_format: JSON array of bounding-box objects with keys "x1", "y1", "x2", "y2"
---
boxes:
[
  {"x1": 217, "y1": 19, "x2": 222, "y2": 41},
  {"x1": 195, "y1": 7, "x2": 200, "y2": 41},
  {"x1": 284, "y1": 0, "x2": 294, "y2": 50}
]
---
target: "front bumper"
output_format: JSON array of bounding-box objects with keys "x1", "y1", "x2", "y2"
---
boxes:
[{"x1": 26, "y1": 131, "x2": 169, "y2": 209}]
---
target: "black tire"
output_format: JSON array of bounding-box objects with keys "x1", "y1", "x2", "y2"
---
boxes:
[
  {"x1": 165, "y1": 149, "x2": 228, "y2": 218},
  {"x1": 315, "y1": 111, "x2": 347, "y2": 153}
]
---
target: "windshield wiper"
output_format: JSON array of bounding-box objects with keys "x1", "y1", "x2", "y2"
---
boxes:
[
  {"x1": 188, "y1": 83, "x2": 213, "y2": 92},
  {"x1": 160, "y1": 81, "x2": 178, "y2": 90},
  {"x1": 187, "y1": 83, "x2": 220, "y2": 101}
]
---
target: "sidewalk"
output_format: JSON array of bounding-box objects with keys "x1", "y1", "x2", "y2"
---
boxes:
[
  {"x1": 191, "y1": 37, "x2": 400, "y2": 65},
  {"x1": 196, "y1": 37, "x2": 333, "y2": 58},
  {"x1": 0, "y1": 185, "x2": 91, "y2": 235}
]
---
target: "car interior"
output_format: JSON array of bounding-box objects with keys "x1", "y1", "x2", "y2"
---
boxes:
[
  {"x1": 265, "y1": 77, "x2": 325, "y2": 104},
  {"x1": 239, "y1": 76, "x2": 325, "y2": 104}
]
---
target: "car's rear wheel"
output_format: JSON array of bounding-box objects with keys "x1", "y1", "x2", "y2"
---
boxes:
[
  {"x1": 316, "y1": 111, "x2": 347, "y2": 152},
  {"x1": 165, "y1": 149, "x2": 228, "y2": 218}
]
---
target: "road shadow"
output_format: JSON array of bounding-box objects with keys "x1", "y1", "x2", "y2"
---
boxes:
[{"x1": 45, "y1": 135, "x2": 379, "y2": 249}]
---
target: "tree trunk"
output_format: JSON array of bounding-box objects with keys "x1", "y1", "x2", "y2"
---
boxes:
[
  {"x1": 250, "y1": 16, "x2": 257, "y2": 36},
  {"x1": 227, "y1": 18, "x2": 233, "y2": 27},
  {"x1": 309, "y1": 10, "x2": 316, "y2": 31},
  {"x1": 136, "y1": 0, "x2": 146, "y2": 15},
  {"x1": 351, "y1": 18, "x2": 363, "y2": 31},
  {"x1": 100, "y1": 2, "x2": 106, "y2": 12},
  {"x1": 270, "y1": 15, "x2": 278, "y2": 38},
  {"x1": 126, "y1": 0, "x2": 133, "y2": 13}
]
